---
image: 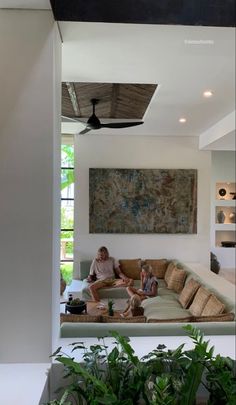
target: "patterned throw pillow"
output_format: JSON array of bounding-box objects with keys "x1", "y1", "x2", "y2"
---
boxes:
[
  {"x1": 164, "y1": 262, "x2": 175, "y2": 284},
  {"x1": 201, "y1": 294, "x2": 225, "y2": 316},
  {"x1": 189, "y1": 287, "x2": 211, "y2": 316},
  {"x1": 119, "y1": 259, "x2": 141, "y2": 279},
  {"x1": 178, "y1": 278, "x2": 201, "y2": 308},
  {"x1": 167, "y1": 267, "x2": 187, "y2": 293},
  {"x1": 144, "y1": 259, "x2": 168, "y2": 279}
]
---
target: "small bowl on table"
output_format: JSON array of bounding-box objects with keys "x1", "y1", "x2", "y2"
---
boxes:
[{"x1": 65, "y1": 300, "x2": 87, "y2": 314}]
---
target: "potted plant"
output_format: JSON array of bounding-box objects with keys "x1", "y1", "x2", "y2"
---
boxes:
[
  {"x1": 45, "y1": 325, "x2": 236, "y2": 405},
  {"x1": 108, "y1": 299, "x2": 114, "y2": 316},
  {"x1": 65, "y1": 298, "x2": 86, "y2": 314}
]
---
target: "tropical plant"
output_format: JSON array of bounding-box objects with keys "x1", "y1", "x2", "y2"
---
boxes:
[
  {"x1": 108, "y1": 299, "x2": 114, "y2": 316},
  {"x1": 60, "y1": 262, "x2": 73, "y2": 285},
  {"x1": 45, "y1": 326, "x2": 236, "y2": 405}
]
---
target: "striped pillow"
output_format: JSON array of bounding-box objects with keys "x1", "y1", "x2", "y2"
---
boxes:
[
  {"x1": 145, "y1": 259, "x2": 168, "y2": 278},
  {"x1": 189, "y1": 287, "x2": 211, "y2": 316},
  {"x1": 178, "y1": 278, "x2": 201, "y2": 308},
  {"x1": 167, "y1": 267, "x2": 187, "y2": 293},
  {"x1": 201, "y1": 294, "x2": 225, "y2": 316},
  {"x1": 164, "y1": 262, "x2": 175, "y2": 284}
]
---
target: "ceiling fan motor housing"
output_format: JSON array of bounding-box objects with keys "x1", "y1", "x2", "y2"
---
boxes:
[{"x1": 87, "y1": 113, "x2": 101, "y2": 129}]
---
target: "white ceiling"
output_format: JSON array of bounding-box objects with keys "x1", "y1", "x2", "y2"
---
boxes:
[
  {"x1": 1, "y1": 1, "x2": 235, "y2": 149},
  {"x1": 60, "y1": 23, "x2": 235, "y2": 143}
]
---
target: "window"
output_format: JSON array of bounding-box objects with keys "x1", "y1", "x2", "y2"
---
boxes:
[{"x1": 60, "y1": 138, "x2": 74, "y2": 285}]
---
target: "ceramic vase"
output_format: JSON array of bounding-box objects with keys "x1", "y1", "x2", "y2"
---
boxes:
[
  {"x1": 217, "y1": 210, "x2": 225, "y2": 223},
  {"x1": 229, "y1": 212, "x2": 236, "y2": 223}
]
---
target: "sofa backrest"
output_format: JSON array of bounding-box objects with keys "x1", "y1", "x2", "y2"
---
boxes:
[
  {"x1": 79, "y1": 260, "x2": 92, "y2": 279},
  {"x1": 80, "y1": 258, "x2": 169, "y2": 280}
]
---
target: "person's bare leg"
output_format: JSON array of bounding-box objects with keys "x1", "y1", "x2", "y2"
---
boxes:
[
  {"x1": 121, "y1": 286, "x2": 137, "y2": 316},
  {"x1": 89, "y1": 281, "x2": 104, "y2": 301},
  {"x1": 126, "y1": 286, "x2": 137, "y2": 298}
]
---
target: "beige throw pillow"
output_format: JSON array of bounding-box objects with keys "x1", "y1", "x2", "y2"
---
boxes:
[
  {"x1": 178, "y1": 278, "x2": 201, "y2": 308},
  {"x1": 144, "y1": 259, "x2": 168, "y2": 278},
  {"x1": 201, "y1": 294, "x2": 225, "y2": 316},
  {"x1": 167, "y1": 267, "x2": 187, "y2": 293},
  {"x1": 164, "y1": 262, "x2": 175, "y2": 284},
  {"x1": 189, "y1": 287, "x2": 211, "y2": 316},
  {"x1": 119, "y1": 259, "x2": 142, "y2": 279}
]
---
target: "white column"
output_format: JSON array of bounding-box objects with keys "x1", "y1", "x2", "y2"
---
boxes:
[{"x1": 0, "y1": 10, "x2": 61, "y2": 362}]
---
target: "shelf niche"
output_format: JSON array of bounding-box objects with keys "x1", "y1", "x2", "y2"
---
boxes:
[{"x1": 216, "y1": 182, "x2": 236, "y2": 201}]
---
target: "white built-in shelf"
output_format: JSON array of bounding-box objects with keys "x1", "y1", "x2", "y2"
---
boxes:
[
  {"x1": 214, "y1": 182, "x2": 236, "y2": 251},
  {"x1": 215, "y1": 200, "x2": 236, "y2": 206},
  {"x1": 215, "y1": 182, "x2": 236, "y2": 201},
  {"x1": 215, "y1": 224, "x2": 236, "y2": 231}
]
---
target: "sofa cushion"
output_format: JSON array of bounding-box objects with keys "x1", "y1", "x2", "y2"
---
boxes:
[
  {"x1": 60, "y1": 313, "x2": 101, "y2": 323},
  {"x1": 164, "y1": 262, "x2": 175, "y2": 284},
  {"x1": 167, "y1": 267, "x2": 187, "y2": 293},
  {"x1": 189, "y1": 287, "x2": 211, "y2": 316},
  {"x1": 119, "y1": 259, "x2": 141, "y2": 279},
  {"x1": 201, "y1": 294, "x2": 225, "y2": 316},
  {"x1": 144, "y1": 259, "x2": 168, "y2": 278},
  {"x1": 101, "y1": 315, "x2": 146, "y2": 323},
  {"x1": 178, "y1": 278, "x2": 201, "y2": 308}
]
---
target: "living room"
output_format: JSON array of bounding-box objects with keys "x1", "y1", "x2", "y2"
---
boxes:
[{"x1": 0, "y1": 1, "x2": 235, "y2": 404}]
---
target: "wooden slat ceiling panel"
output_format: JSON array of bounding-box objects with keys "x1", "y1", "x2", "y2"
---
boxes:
[
  {"x1": 61, "y1": 82, "x2": 158, "y2": 119},
  {"x1": 115, "y1": 84, "x2": 157, "y2": 118},
  {"x1": 74, "y1": 83, "x2": 113, "y2": 118},
  {"x1": 62, "y1": 83, "x2": 75, "y2": 116}
]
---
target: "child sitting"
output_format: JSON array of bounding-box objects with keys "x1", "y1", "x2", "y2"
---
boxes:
[
  {"x1": 121, "y1": 294, "x2": 144, "y2": 318},
  {"x1": 121, "y1": 264, "x2": 158, "y2": 317}
]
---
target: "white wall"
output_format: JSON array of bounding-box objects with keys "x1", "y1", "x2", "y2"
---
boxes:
[
  {"x1": 74, "y1": 135, "x2": 211, "y2": 276},
  {"x1": 0, "y1": 10, "x2": 61, "y2": 363}
]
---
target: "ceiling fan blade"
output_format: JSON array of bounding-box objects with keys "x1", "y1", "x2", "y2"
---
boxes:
[
  {"x1": 100, "y1": 121, "x2": 143, "y2": 129},
  {"x1": 61, "y1": 115, "x2": 87, "y2": 125},
  {"x1": 79, "y1": 127, "x2": 92, "y2": 135}
]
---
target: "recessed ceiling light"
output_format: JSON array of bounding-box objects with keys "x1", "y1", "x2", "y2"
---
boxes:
[
  {"x1": 203, "y1": 90, "x2": 213, "y2": 98},
  {"x1": 179, "y1": 118, "x2": 186, "y2": 123}
]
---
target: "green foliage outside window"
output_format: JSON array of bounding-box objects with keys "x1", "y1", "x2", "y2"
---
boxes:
[
  {"x1": 60, "y1": 143, "x2": 75, "y2": 284},
  {"x1": 61, "y1": 144, "x2": 74, "y2": 167},
  {"x1": 60, "y1": 262, "x2": 73, "y2": 285}
]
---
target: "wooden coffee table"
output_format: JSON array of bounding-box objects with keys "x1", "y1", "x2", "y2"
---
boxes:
[{"x1": 85, "y1": 300, "x2": 121, "y2": 317}]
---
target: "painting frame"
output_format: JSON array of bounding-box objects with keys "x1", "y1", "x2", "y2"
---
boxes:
[{"x1": 89, "y1": 168, "x2": 197, "y2": 234}]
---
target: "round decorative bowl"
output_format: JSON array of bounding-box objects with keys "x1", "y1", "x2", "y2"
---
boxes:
[
  {"x1": 221, "y1": 241, "x2": 236, "y2": 248},
  {"x1": 65, "y1": 301, "x2": 86, "y2": 314}
]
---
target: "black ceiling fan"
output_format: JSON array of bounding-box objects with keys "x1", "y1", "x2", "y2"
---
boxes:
[{"x1": 66, "y1": 98, "x2": 144, "y2": 135}]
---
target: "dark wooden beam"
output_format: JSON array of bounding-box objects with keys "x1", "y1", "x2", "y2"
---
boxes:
[{"x1": 50, "y1": 0, "x2": 235, "y2": 27}]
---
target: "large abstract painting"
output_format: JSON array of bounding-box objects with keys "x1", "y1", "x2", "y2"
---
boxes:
[{"x1": 89, "y1": 169, "x2": 197, "y2": 234}]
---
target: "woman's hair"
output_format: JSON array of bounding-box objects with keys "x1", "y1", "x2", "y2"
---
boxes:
[
  {"x1": 141, "y1": 264, "x2": 153, "y2": 275},
  {"x1": 97, "y1": 246, "x2": 109, "y2": 257},
  {"x1": 130, "y1": 294, "x2": 141, "y2": 309}
]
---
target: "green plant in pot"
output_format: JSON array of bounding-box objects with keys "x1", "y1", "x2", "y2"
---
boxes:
[
  {"x1": 108, "y1": 299, "x2": 114, "y2": 316},
  {"x1": 45, "y1": 326, "x2": 236, "y2": 405},
  {"x1": 65, "y1": 298, "x2": 86, "y2": 314}
]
